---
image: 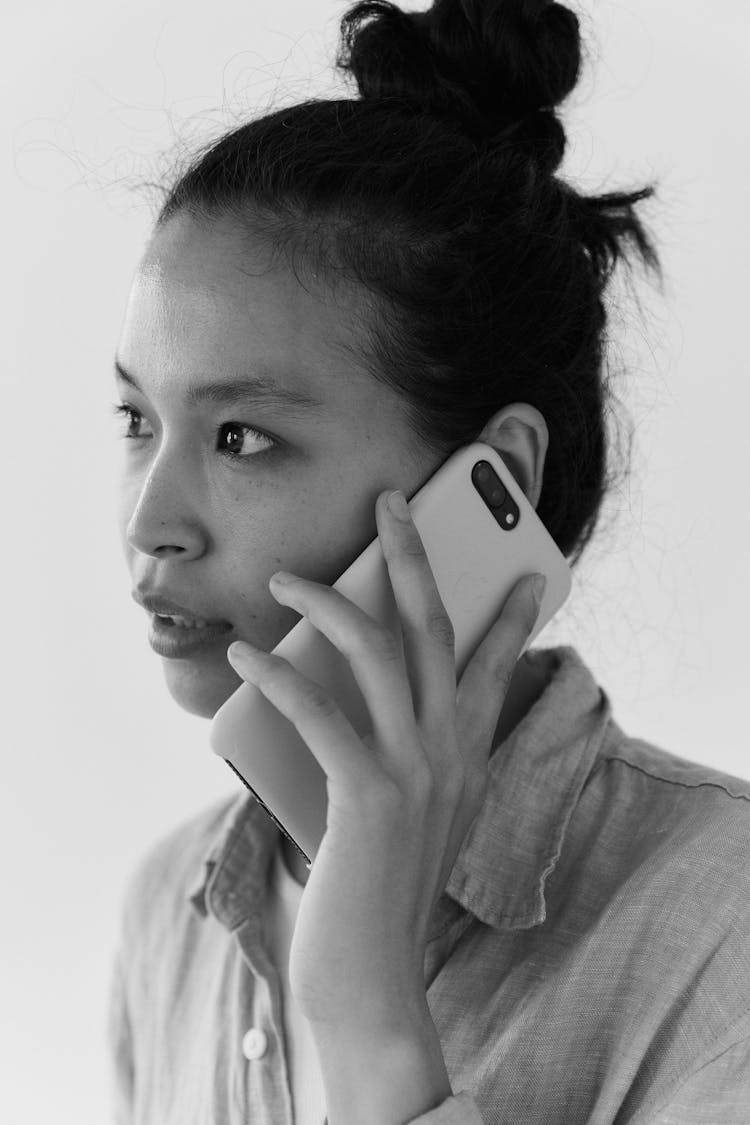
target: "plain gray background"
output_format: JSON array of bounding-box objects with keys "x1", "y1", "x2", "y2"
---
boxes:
[{"x1": 2, "y1": 1, "x2": 748, "y2": 1121}]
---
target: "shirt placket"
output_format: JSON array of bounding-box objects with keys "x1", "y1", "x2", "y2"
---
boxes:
[{"x1": 234, "y1": 914, "x2": 295, "y2": 1125}]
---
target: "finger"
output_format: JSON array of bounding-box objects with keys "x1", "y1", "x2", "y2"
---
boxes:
[
  {"x1": 226, "y1": 642, "x2": 382, "y2": 793},
  {"x1": 266, "y1": 572, "x2": 420, "y2": 774},
  {"x1": 375, "y1": 489, "x2": 457, "y2": 742},
  {"x1": 454, "y1": 573, "x2": 545, "y2": 780}
]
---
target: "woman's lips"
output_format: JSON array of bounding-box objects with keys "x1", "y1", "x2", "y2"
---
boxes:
[{"x1": 148, "y1": 614, "x2": 234, "y2": 658}]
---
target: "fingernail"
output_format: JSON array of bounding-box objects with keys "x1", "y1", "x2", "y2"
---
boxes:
[
  {"x1": 387, "y1": 489, "x2": 410, "y2": 520},
  {"x1": 531, "y1": 574, "x2": 547, "y2": 606}
]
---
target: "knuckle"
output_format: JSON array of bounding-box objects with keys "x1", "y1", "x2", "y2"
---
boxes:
[
  {"x1": 364, "y1": 626, "x2": 401, "y2": 663},
  {"x1": 399, "y1": 535, "x2": 427, "y2": 559},
  {"x1": 255, "y1": 656, "x2": 283, "y2": 692},
  {"x1": 409, "y1": 759, "x2": 436, "y2": 803},
  {"x1": 471, "y1": 647, "x2": 512, "y2": 694},
  {"x1": 381, "y1": 535, "x2": 426, "y2": 569},
  {"x1": 382, "y1": 527, "x2": 426, "y2": 561},
  {"x1": 356, "y1": 776, "x2": 398, "y2": 826},
  {"x1": 387, "y1": 751, "x2": 434, "y2": 804},
  {"x1": 462, "y1": 763, "x2": 488, "y2": 812},
  {"x1": 439, "y1": 760, "x2": 466, "y2": 804},
  {"x1": 489, "y1": 657, "x2": 514, "y2": 694},
  {"x1": 425, "y1": 609, "x2": 455, "y2": 649},
  {"x1": 366, "y1": 770, "x2": 411, "y2": 817},
  {"x1": 299, "y1": 680, "x2": 338, "y2": 716}
]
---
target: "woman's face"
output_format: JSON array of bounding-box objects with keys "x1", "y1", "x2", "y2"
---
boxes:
[{"x1": 114, "y1": 211, "x2": 441, "y2": 718}]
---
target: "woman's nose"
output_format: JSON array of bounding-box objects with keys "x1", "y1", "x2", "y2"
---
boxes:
[{"x1": 121, "y1": 444, "x2": 208, "y2": 561}]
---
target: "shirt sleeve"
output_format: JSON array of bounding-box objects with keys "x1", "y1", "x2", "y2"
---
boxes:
[
  {"x1": 645, "y1": 1034, "x2": 750, "y2": 1124},
  {"x1": 322, "y1": 1090, "x2": 483, "y2": 1125},
  {"x1": 405, "y1": 1090, "x2": 485, "y2": 1123},
  {"x1": 359, "y1": 1034, "x2": 750, "y2": 1125},
  {"x1": 407, "y1": 1036, "x2": 750, "y2": 1125},
  {"x1": 105, "y1": 941, "x2": 135, "y2": 1125}
]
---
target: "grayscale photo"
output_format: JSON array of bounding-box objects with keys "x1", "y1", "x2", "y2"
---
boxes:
[{"x1": 3, "y1": 1, "x2": 749, "y2": 1122}]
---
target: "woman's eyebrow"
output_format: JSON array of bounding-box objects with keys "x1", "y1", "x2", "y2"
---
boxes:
[{"x1": 113, "y1": 357, "x2": 328, "y2": 414}]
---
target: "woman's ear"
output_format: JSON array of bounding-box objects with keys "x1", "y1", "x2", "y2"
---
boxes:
[{"x1": 476, "y1": 403, "x2": 549, "y2": 510}]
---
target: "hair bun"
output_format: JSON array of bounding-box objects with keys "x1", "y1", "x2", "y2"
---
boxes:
[{"x1": 337, "y1": 0, "x2": 581, "y2": 173}]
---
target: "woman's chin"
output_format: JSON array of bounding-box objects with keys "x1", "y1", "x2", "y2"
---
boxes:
[{"x1": 159, "y1": 652, "x2": 244, "y2": 719}]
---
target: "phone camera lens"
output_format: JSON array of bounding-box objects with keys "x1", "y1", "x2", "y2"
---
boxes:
[{"x1": 471, "y1": 458, "x2": 520, "y2": 533}]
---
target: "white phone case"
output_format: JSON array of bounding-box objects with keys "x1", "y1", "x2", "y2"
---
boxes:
[{"x1": 209, "y1": 441, "x2": 572, "y2": 867}]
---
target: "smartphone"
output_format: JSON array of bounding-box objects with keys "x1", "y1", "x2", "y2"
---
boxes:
[{"x1": 209, "y1": 441, "x2": 572, "y2": 869}]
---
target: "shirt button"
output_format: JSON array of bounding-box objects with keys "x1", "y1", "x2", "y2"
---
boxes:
[{"x1": 242, "y1": 1028, "x2": 268, "y2": 1060}]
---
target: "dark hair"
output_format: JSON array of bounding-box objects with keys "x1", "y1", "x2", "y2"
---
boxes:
[{"x1": 150, "y1": 0, "x2": 663, "y2": 568}]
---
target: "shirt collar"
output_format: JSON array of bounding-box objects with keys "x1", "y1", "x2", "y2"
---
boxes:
[{"x1": 186, "y1": 644, "x2": 617, "y2": 938}]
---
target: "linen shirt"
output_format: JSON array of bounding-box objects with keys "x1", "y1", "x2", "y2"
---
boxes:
[{"x1": 106, "y1": 644, "x2": 750, "y2": 1123}]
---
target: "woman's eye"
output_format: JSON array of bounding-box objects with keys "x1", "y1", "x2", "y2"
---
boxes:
[{"x1": 110, "y1": 403, "x2": 278, "y2": 459}]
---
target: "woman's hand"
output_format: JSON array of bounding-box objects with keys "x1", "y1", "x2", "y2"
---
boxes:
[{"x1": 226, "y1": 487, "x2": 545, "y2": 1035}]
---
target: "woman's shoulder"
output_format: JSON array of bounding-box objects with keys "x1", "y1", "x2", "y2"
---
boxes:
[
  {"x1": 596, "y1": 724, "x2": 750, "y2": 835},
  {"x1": 600, "y1": 726, "x2": 750, "y2": 806},
  {"x1": 119, "y1": 792, "x2": 241, "y2": 931},
  {"x1": 584, "y1": 722, "x2": 750, "y2": 902}
]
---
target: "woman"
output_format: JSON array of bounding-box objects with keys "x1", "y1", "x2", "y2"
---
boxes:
[{"x1": 106, "y1": 1, "x2": 750, "y2": 1122}]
